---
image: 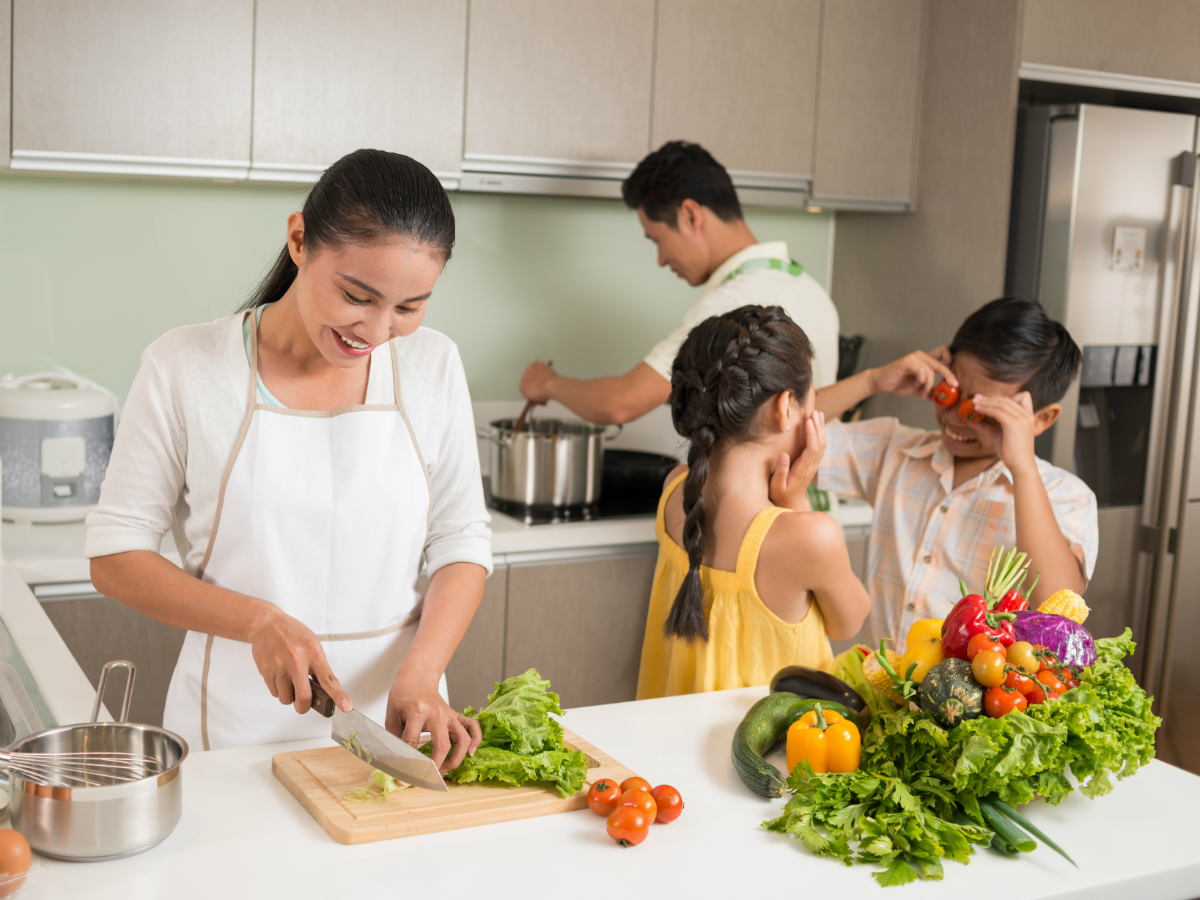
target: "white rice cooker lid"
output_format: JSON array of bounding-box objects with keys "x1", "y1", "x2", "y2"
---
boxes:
[{"x1": 0, "y1": 372, "x2": 117, "y2": 420}]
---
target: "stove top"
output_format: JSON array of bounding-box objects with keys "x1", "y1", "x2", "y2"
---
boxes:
[{"x1": 483, "y1": 478, "x2": 657, "y2": 525}]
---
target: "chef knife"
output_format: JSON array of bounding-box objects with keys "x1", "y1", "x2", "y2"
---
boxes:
[{"x1": 308, "y1": 677, "x2": 449, "y2": 792}]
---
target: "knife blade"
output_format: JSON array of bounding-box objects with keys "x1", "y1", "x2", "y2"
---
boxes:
[{"x1": 308, "y1": 677, "x2": 449, "y2": 792}]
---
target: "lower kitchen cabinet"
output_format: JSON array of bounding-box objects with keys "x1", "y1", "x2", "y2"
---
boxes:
[
  {"x1": 440, "y1": 563, "x2": 508, "y2": 711},
  {"x1": 504, "y1": 548, "x2": 657, "y2": 708},
  {"x1": 39, "y1": 593, "x2": 186, "y2": 727}
]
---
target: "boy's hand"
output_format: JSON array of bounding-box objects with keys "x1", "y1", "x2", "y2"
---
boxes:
[
  {"x1": 869, "y1": 347, "x2": 957, "y2": 400},
  {"x1": 970, "y1": 392, "x2": 1038, "y2": 475},
  {"x1": 769, "y1": 411, "x2": 826, "y2": 511}
]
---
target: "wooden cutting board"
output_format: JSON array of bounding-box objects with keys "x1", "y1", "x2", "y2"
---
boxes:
[{"x1": 272, "y1": 729, "x2": 636, "y2": 844}]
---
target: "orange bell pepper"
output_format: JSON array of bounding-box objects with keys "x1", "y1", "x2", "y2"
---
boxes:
[{"x1": 786, "y1": 704, "x2": 861, "y2": 774}]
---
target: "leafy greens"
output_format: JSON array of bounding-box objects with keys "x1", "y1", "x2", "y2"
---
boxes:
[
  {"x1": 437, "y1": 669, "x2": 588, "y2": 798},
  {"x1": 766, "y1": 630, "x2": 1160, "y2": 886}
]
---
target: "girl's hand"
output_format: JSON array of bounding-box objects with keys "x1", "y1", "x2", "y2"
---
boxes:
[
  {"x1": 769, "y1": 411, "x2": 826, "y2": 510},
  {"x1": 386, "y1": 675, "x2": 483, "y2": 773},
  {"x1": 869, "y1": 347, "x2": 956, "y2": 400},
  {"x1": 249, "y1": 609, "x2": 353, "y2": 715},
  {"x1": 969, "y1": 391, "x2": 1039, "y2": 475}
]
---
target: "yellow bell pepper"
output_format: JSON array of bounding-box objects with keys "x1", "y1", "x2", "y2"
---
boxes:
[
  {"x1": 905, "y1": 617, "x2": 944, "y2": 649},
  {"x1": 898, "y1": 636, "x2": 946, "y2": 683},
  {"x1": 786, "y1": 705, "x2": 861, "y2": 774}
]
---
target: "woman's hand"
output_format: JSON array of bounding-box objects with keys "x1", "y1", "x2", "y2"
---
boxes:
[
  {"x1": 869, "y1": 347, "x2": 956, "y2": 400},
  {"x1": 386, "y1": 674, "x2": 483, "y2": 773},
  {"x1": 769, "y1": 410, "x2": 826, "y2": 511},
  {"x1": 248, "y1": 608, "x2": 352, "y2": 715},
  {"x1": 969, "y1": 391, "x2": 1039, "y2": 475},
  {"x1": 519, "y1": 361, "x2": 558, "y2": 405}
]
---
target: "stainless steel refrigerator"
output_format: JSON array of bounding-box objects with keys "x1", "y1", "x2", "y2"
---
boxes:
[{"x1": 1007, "y1": 103, "x2": 1200, "y2": 774}]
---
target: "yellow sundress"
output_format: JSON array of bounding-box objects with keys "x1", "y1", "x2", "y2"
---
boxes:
[{"x1": 636, "y1": 472, "x2": 834, "y2": 700}]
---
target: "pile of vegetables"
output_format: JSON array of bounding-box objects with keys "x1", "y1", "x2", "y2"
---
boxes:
[
  {"x1": 744, "y1": 546, "x2": 1161, "y2": 886},
  {"x1": 429, "y1": 669, "x2": 589, "y2": 797}
]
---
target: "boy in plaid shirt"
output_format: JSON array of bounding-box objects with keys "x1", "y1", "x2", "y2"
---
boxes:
[{"x1": 813, "y1": 298, "x2": 1097, "y2": 648}]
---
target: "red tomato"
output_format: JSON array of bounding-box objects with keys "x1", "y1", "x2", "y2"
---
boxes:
[
  {"x1": 586, "y1": 779, "x2": 622, "y2": 817},
  {"x1": 933, "y1": 381, "x2": 960, "y2": 407},
  {"x1": 985, "y1": 686, "x2": 1028, "y2": 717},
  {"x1": 1036, "y1": 670, "x2": 1067, "y2": 695},
  {"x1": 620, "y1": 776, "x2": 652, "y2": 795},
  {"x1": 606, "y1": 806, "x2": 649, "y2": 847},
  {"x1": 971, "y1": 650, "x2": 1007, "y2": 688},
  {"x1": 1004, "y1": 669, "x2": 1038, "y2": 695},
  {"x1": 966, "y1": 633, "x2": 1007, "y2": 661},
  {"x1": 618, "y1": 789, "x2": 657, "y2": 824},
  {"x1": 1025, "y1": 683, "x2": 1047, "y2": 705},
  {"x1": 1062, "y1": 671, "x2": 1081, "y2": 691},
  {"x1": 650, "y1": 785, "x2": 683, "y2": 823},
  {"x1": 959, "y1": 398, "x2": 982, "y2": 423}
]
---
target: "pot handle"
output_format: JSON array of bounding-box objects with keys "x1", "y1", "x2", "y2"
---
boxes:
[
  {"x1": 477, "y1": 426, "x2": 515, "y2": 446},
  {"x1": 603, "y1": 423, "x2": 624, "y2": 441},
  {"x1": 90, "y1": 660, "x2": 136, "y2": 724}
]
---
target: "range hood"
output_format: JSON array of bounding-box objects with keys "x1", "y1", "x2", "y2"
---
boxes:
[{"x1": 458, "y1": 154, "x2": 812, "y2": 209}]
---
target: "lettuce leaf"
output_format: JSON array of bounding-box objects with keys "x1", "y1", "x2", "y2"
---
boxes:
[
  {"x1": 764, "y1": 629, "x2": 1161, "y2": 885},
  {"x1": 445, "y1": 745, "x2": 589, "y2": 797}
]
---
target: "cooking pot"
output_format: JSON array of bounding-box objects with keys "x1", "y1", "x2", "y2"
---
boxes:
[
  {"x1": 8, "y1": 661, "x2": 188, "y2": 861},
  {"x1": 478, "y1": 417, "x2": 621, "y2": 509}
]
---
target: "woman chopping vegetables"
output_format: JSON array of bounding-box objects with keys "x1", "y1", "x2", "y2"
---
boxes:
[{"x1": 86, "y1": 150, "x2": 489, "y2": 769}]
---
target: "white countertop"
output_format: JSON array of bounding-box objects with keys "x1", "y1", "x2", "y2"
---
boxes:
[{"x1": 17, "y1": 685, "x2": 1200, "y2": 900}]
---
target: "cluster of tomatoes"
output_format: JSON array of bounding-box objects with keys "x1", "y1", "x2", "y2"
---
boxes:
[
  {"x1": 965, "y1": 632, "x2": 1081, "y2": 717},
  {"x1": 931, "y1": 380, "x2": 984, "y2": 424},
  {"x1": 586, "y1": 776, "x2": 683, "y2": 847}
]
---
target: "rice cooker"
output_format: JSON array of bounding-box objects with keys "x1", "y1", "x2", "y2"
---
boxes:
[{"x1": 0, "y1": 372, "x2": 117, "y2": 523}]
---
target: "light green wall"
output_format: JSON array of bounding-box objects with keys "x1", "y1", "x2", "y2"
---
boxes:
[{"x1": 0, "y1": 172, "x2": 833, "y2": 400}]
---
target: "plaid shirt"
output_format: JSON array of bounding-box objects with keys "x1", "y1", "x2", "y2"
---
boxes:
[{"x1": 818, "y1": 418, "x2": 1099, "y2": 648}]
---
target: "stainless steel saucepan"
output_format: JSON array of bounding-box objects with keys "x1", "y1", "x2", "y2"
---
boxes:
[
  {"x1": 8, "y1": 660, "x2": 189, "y2": 861},
  {"x1": 479, "y1": 417, "x2": 621, "y2": 509}
]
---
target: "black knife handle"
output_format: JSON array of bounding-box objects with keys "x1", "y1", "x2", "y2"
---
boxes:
[{"x1": 308, "y1": 676, "x2": 336, "y2": 718}]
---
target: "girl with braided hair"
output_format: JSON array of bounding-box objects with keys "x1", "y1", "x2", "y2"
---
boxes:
[{"x1": 636, "y1": 306, "x2": 870, "y2": 700}]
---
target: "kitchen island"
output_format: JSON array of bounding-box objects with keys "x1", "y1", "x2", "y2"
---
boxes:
[{"x1": 17, "y1": 684, "x2": 1200, "y2": 900}]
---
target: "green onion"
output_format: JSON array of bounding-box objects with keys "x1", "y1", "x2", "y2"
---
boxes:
[
  {"x1": 979, "y1": 800, "x2": 1036, "y2": 853},
  {"x1": 989, "y1": 797, "x2": 1077, "y2": 867}
]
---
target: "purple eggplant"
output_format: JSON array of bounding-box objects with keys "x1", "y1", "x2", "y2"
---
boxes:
[{"x1": 1012, "y1": 611, "x2": 1096, "y2": 668}]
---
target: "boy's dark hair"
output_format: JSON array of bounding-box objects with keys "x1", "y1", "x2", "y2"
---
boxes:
[
  {"x1": 621, "y1": 141, "x2": 742, "y2": 226},
  {"x1": 949, "y1": 298, "x2": 1082, "y2": 409},
  {"x1": 666, "y1": 305, "x2": 814, "y2": 642}
]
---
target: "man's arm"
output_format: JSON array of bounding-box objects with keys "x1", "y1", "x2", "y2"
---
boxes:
[
  {"x1": 816, "y1": 348, "x2": 957, "y2": 419},
  {"x1": 519, "y1": 361, "x2": 670, "y2": 425}
]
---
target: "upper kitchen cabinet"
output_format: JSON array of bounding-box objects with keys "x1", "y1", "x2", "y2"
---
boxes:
[
  {"x1": 811, "y1": 0, "x2": 925, "y2": 209},
  {"x1": 463, "y1": 0, "x2": 655, "y2": 174},
  {"x1": 10, "y1": 0, "x2": 254, "y2": 178},
  {"x1": 251, "y1": 1, "x2": 467, "y2": 185},
  {"x1": 652, "y1": 0, "x2": 821, "y2": 182}
]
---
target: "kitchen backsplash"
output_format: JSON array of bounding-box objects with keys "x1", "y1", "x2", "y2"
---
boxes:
[{"x1": 0, "y1": 172, "x2": 833, "y2": 402}]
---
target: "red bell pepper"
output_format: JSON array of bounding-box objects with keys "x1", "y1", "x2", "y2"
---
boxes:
[
  {"x1": 941, "y1": 593, "x2": 1017, "y2": 660},
  {"x1": 995, "y1": 589, "x2": 1028, "y2": 613}
]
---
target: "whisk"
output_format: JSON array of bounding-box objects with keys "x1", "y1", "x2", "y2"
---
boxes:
[
  {"x1": 0, "y1": 748, "x2": 165, "y2": 788},
  {"x1": 2, "y1": 660, "x2": 167, "y2": 788}
]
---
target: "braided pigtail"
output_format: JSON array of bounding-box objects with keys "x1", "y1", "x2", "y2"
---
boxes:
[{"x1": 664, "y1": 304, "x2": 815, "y2": 642}]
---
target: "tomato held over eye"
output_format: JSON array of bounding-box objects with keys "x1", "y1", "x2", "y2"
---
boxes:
[
  {"x1": 959, "y1": 398, "x2": 982, "y2": 423},
  {"x1": 606, "y1": 807, "x2": 649, "y2": 847},
  {"x1": 933, "y1": 381, "x2": 960, "y2": 407},
  {"x1": 587, "y1": 779, "x2": 622, "y2": 817},
  {"x1": 650, "y1": 785, "x2": 684, "y2": 823}
]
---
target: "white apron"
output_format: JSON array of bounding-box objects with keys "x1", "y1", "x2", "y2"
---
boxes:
[{"x1": 163, "y1": 312, "x2": 440, "y2": 750}]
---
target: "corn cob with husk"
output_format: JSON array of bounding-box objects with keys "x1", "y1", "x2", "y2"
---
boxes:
[{"x1": 862, "y1": 647, "x2": 908, "y2": 706}]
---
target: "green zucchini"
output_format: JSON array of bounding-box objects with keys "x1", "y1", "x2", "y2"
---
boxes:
[{"x1": 732, "y1": 692, "x2": 800, "y2": 798}]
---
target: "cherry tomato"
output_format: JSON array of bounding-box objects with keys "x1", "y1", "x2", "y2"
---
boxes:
[
  {"x1": 1036, "y1": 670, "x2": 1067, "y2": 695},
  {"x1": 620, "y1": 776, "x2": 652, "y2": 795},
  {"x1": 971, "y1": 649, "x2": 1007, "y2": 687},
  {"x1": 618, "y1": 788, "x2": 657, "y2": 824},
  {"x1": 985, "y1": 685, "x2": 1028, "y2": 717},
  {"x1": 966, "y1": 633, "x2": 1007, "y2": 661},
  {"x1": 1007, "y1": 641, "x2": 1040, "y2": 675},
  {"x1": 959, "y1": 398, "x2": 982, "y2": 423},
  {"x1": 1004, "y1": 668, "x2": 1037, "y2": 695},
  {"x1": 1025, "y1": 683, "x2": 1047, "y2": 705},
  {"x1": 586, "y1": 779, "x2": 622, "y2": 817},
  {"x1": 933, "y1": 381, "x2": 960, "y2": 407},
  {"x1": 1033, "y1": 647, "x2": 1061, "y2": 671},
  {"x1": 606, "y1": 806, "x2": 649, "y2": 847},
  {"x1": 650, "y1": 785, "x2": 683, "y2": 823},
  {"x1": 1062, "y1": 671, "x2": 1081, "y2": 691}
]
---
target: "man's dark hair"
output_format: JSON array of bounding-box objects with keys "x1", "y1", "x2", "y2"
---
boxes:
[
  {"x1": 950, "y1": 298, "x2": 1082, "y2": 409},
  {"x1": 621, "y1": 141, "x2": 742, "y2": 226}
]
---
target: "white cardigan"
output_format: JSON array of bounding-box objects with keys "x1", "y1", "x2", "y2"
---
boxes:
[{"x1": 85, "y1": 313, "x2": 493, "y2": 578}]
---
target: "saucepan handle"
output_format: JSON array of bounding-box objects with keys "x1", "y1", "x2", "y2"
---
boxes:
[
  {"x1": 603, "y1": 423, "x2": 624, "y2": 442},
  {"x1": 90, "y1": 660, "x2": 136, "y2": 724}
]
